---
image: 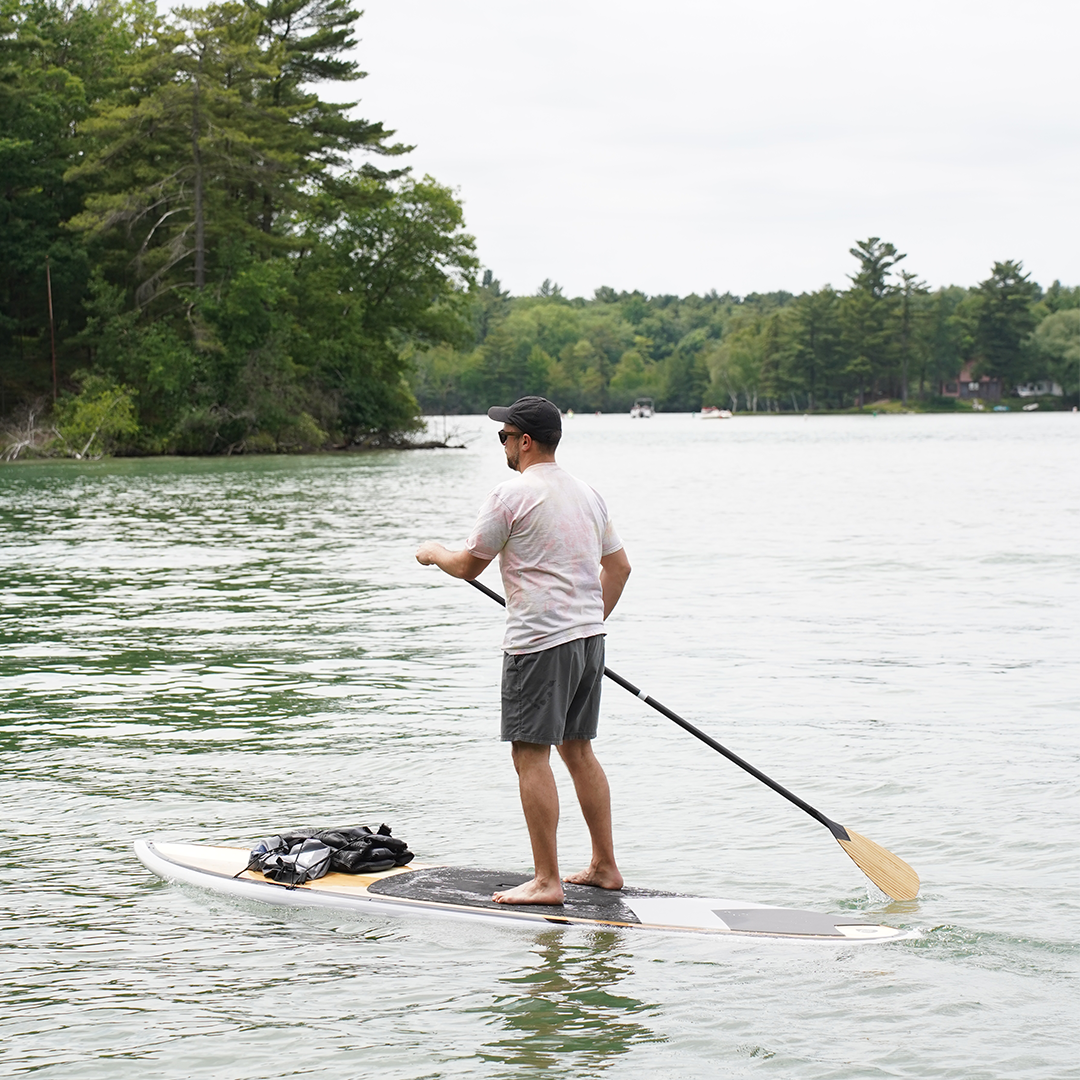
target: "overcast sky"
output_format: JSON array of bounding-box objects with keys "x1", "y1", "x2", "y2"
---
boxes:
[{"x1": 348, "y1": 0, "x2": 1078, "y2": 299}]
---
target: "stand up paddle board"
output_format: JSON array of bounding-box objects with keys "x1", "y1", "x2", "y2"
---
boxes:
[{"x1": 135, "y1": 840, "x2": 915, "y2": 942}]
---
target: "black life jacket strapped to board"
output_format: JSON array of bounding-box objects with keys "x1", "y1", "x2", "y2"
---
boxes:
[{"x1": 245, "y1": 823, "x2": 414, "y2": 886}]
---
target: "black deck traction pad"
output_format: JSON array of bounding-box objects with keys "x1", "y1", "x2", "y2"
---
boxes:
[{"x1": 366, "y1": 867, "x2": 681, "y2": 923}]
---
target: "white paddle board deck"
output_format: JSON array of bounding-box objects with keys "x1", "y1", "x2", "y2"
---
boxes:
[{"x1": 135, "y1": 839, "x2": 914, "y2": 942}]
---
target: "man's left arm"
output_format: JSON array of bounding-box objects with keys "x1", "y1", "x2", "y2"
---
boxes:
[
  {"x1": 600, "y1": 547, "x2": 631, "y2": 620},
  {"x1": 416, "y1": 542, "x2": 492, "y2": 581}
]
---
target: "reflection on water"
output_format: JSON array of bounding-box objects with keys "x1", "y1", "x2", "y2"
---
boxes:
[{"x1": 479, "y1": 931, "x2": 661, "y2": 1074}]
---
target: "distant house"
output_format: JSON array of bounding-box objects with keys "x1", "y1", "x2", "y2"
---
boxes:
[
  {"x1": 941, "y1": 360, "x2": 1003, "y2": 402},
  {"x1": 1016, "y1": 380, "x2": 1063, "y2": 397}
]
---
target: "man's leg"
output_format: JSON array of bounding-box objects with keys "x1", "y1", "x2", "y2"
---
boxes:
[
  {"x1": 492, "y1": 741, "x2": 566, "y2": 905},
  {"x1": 557, "y1": 739, "x2": 624, "y2": 890}
]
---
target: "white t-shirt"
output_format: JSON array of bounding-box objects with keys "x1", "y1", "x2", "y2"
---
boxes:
[{"x1": 466, "y1": 462, "x2": 623, "y2": 655}]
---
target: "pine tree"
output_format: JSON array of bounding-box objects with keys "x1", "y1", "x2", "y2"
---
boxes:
[
  {"x1": 66, "y1": 0, "x2": 409, "y2": 306},
  {"x1": 897, "y1": 270, "x2": 927, "y2": 405},
  {"x1": 974, "y1": 260, "x2": 1038, "y2": 385},
  {"x1": 0, "y1": 0, "x2": 139, "y2": 400},
  {"x1": 788, "y1": 287, "x2": 840, "y2": 410},
  {"x1": 840, "y1": 238, "x2": 906, "y2": 405}
]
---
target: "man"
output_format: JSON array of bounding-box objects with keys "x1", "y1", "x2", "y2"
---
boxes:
[{"x1": 415, "y1": 396, "x2": 631, "y2": 906}]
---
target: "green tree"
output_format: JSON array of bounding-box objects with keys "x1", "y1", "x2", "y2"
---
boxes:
[
  {"x1": 536, "y1": 278, "x2": 563, "y2": 300},
  {"x1": 839, "y1": 237, "x2": 906, "y2": 406},
  {"x1": 786, "y1": 287, "x2": 840, "y2": 410},
  {"x1": 896, "y1": 270, "x2": 928, "y2": 405},
  {"x1": 52, "y1": 371, "x2": 139, "y2": 457},
  {"x1": 68, "y1": 4, "x2": 259, "y2": 300},
  {"x1": 472, "y1": 269, "x2": 509, "y2": 341},
  {"x1": 974, "y1": 260, "x2": 1039, "y2": 386},
  {"x1": 76, "y1": 270, "x2": 202, "y2": 443},
  {"x1": 1029, "y1": 309, "x2": 1080, "y2": 401},
  {"x1": 704, "y1": 317, "x2": 766, "y2": 412},
  {"x1": 756, "y1": 313, "x2": 787, "y2": 410},
  {"x1": 661, "y1": 327, "x2": 709, "y2": 410},
  {"x1": 286, "y1": 176, "x2": 477, "y2": 442},
  {"x1": 0, "y1": 0, "x2": 141, "y2": 404},
  {"x1": 1040, "y1": 280, "x2": 1080, "y2": 314},
  {"x1": 66, "y1": 0, "x2": 408, "y2": 305},
  {"x1": 607, "y1": 339, "x2": 660, "y2": 410},
  {"x1": 919, "y1": 286, "x2": 970, "y2": 399}
]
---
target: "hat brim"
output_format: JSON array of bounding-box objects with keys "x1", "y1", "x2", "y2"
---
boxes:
[{"x1": 487, "y1": 406, "x2": 513, "y2": 422}]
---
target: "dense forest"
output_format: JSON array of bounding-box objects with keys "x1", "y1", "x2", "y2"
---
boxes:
[
  {"x1": 1, "y1": 0, "x2": 477, "y2": 456},
  {"x1": 2, "y1": 1, "x2": 1078, "y2": 459},
  {"x1": 411, "y1": 251, "x2": 1080, "y2": 417}
]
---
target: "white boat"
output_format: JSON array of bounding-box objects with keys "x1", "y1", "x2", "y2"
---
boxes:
[
  {"x1": 630, "y1": 398, "x2": 654, "y2": 418},
  {"x1": 696, "y1": 406, "x2": 732, "y2": 420}
]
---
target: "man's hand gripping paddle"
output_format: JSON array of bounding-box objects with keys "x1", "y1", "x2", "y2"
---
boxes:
[{"x1": 466, "y1": 577, "x2": 920, "y2": 901}]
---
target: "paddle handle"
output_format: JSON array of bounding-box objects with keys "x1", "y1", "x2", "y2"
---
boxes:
[{"x1": 464, "y1": 577, "x2": 849, "y2": 842}]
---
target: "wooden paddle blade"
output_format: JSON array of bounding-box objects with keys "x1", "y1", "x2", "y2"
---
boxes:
[{"x1": 836, "y1": 827, "x2": 920, "y2": 901}]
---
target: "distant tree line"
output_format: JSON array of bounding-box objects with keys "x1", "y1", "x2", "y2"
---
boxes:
[
  {"x1": 412, "y1": 242, "x2": 1080, "y2": 415},
  {"x1": 3, "y1": 0, "x2": 1077, "y2": 461},
  {"x1": 1, "y1": 0, "x2": 476, "y2": 456}
]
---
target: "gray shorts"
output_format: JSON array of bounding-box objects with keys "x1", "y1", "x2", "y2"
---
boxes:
[{"x1": 501, "y1": 635, "x2": 605, "y2": 745}]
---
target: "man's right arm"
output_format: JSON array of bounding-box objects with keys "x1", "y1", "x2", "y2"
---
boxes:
[
  {"x1": 600, "y1": 547, "x2": 631, "y2": 619},
  {"x1": 415, "y1": 541, "x2": 492, "y2": 581}
]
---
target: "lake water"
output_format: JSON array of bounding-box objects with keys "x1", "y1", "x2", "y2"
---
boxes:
[{"x1": 1, "y1": 412, "x2": 1077, "y2": 1079}]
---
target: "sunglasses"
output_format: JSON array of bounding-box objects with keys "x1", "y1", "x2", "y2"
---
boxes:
[{"x1": 498, "y1": 430, "x2": 524, "y2": 444}]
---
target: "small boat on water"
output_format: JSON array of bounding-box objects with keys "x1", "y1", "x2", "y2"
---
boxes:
[
  {"x1": 696, "y1": 406, "x2": 732, "y2": 420},
  {"x1": 630, "y1": 397, "x2": 654, "y2": 418}
]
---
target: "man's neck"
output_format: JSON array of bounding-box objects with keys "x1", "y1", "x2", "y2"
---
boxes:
[{"x1": 517, "y1": 452, "x2": 556, "y2": 472}]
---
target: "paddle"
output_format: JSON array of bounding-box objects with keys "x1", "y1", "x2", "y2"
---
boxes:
[{"x1": 465, "y1": 577, "x2": 920, "y2": 901}]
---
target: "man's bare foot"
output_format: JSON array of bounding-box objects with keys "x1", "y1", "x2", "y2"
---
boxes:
[
  {"x1": 492, "y1": 877, "x2": 565, "y2": 905},
  {"x1": 562, "y1": 865, "x2": 624, "y2": 890}
]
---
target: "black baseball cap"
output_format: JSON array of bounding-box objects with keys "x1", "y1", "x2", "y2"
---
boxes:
[{"x1": 487, "y1": 396, "x2": 562, "y2": 440}]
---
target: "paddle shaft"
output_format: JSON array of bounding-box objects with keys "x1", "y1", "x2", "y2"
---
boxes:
[{"x1": 465, "y1": 577, "x2": 849, "y2": 842}]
